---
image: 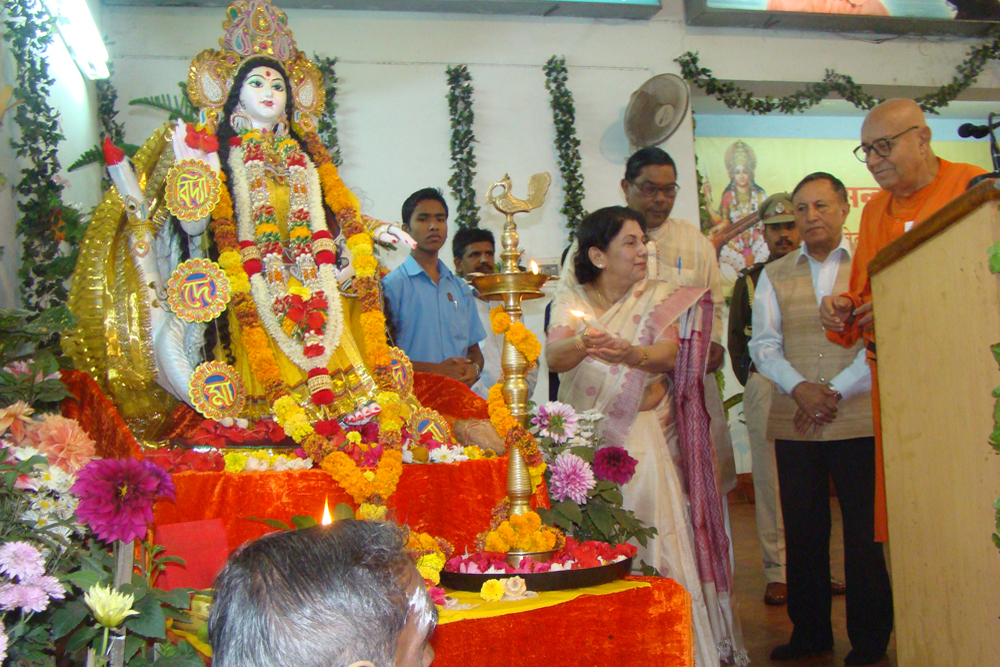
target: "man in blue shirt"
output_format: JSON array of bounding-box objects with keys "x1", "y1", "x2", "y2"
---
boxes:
[{"x1": 383, "y1": 188, "x2": 486, "y2": 388}]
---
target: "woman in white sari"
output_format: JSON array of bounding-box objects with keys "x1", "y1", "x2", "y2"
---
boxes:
[{"x1": 546, "y1": 207, "x2": 747, "y2": 666}]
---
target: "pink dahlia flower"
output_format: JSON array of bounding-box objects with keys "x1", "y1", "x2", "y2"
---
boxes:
[
  {"x1": 31, "y1": 415, "x2": 95, "y2": 473},
  {"x1": 548, "y1": 451, "x2": 595, "y2": 504},
  {"x1": 70, "y1": 458, "x2": 176, "y2": 544},
  {"x1": 592, "y1": 446, "x2": 638, "y2": 486},
  {"x1": 531, "y1": 402, "x2": 578, "y2": 444}
]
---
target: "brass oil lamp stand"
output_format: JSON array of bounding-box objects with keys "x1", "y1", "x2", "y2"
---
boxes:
[{"x1": 474, "y1": 173, "x2": 552, "y2": 518}]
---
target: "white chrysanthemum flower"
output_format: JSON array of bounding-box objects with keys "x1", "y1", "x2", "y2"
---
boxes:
[{"x1": 401, "y1": 449, "x2": 414, "y2": 464}]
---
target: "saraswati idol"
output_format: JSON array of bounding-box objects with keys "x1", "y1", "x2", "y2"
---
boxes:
[{"x1": 64, "y1": 0, "x2": 463, "y2": 459}]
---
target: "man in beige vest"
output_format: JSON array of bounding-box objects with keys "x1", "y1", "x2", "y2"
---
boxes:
[{"x1": 749, "y1": 172, "x2": 893, "y2": 666}]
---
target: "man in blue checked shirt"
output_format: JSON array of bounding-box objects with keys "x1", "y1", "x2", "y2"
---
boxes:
[{"x1": 383, "y1": 188, "x2": 486, "y2": 388}]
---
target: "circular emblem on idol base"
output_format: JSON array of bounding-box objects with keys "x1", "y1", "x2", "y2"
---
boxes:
[
  {"x1": 189, "y1": 361, "x2": 246, "y2": 421},
  {"x1": 164, "y1": 159, "x2": 221, "y2": 222},
  {"x1": 407, "y1": 408, "x2": 452, "y2": 444},
  {"x1": 167, "y1": 258, "x2": 231, "y2": 322},
  {"x1": 388, "y1": 348, "x2": 414, "y2": 399}
]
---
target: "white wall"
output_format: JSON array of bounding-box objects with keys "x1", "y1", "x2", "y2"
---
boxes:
[{"x1": 0, "y1": 2, "x2": 103, "y2": 310}]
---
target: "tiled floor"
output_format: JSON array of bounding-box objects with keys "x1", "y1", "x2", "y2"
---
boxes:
[{"x1": 729, "y1": 498, "x2": 896, "y2": 666}]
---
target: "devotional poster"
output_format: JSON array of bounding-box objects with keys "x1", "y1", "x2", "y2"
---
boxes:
[{"x1": 694, "y1": 135, "x2": 993, "y2": 288}]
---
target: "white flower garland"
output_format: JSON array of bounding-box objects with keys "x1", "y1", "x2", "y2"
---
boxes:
[{"x1": 228, "y1": 143, "x2": 344, "y2": 372}]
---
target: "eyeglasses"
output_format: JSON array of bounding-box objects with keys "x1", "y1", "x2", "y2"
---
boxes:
[
  {"x1": 630, "y1": 181, "x2": 681, "y2": 198},
  {"x1": 853, "y1": 126, "x2": 920, "y2": 162}
]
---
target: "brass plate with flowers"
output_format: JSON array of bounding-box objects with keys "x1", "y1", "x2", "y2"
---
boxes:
[
  {"x1": 164, "y1": 158, "x2": 221, "y2": 222},
  {"x1": 188, "y1": 361, "x2": 246, "y2": 421},
  {"x1": 167, "y1": 258, "x2": 231, "y2": 323}
]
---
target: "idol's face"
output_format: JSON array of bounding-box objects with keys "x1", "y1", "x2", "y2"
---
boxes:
[
  {"x1": 239, "y1": 66, "x2": 288, "y2": 130},
  {"x1": 732, "y1": 164, "x2": 751, "y2": 189}
]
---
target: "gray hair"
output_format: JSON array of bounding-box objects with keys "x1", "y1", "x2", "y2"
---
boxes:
[{"x1": 208, "y1": 520, "x2": 411, "y2": 667}]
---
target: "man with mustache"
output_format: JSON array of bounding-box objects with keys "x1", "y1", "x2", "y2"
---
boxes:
[
  {"x1": 820, "y1": 98, "x2": 986, "y2": 542},
  {"x1": 751, "y1": 173, "x2": 893, "y2": 665},
  {"x1": 727, "y1": 193, "x2": 803, "y2": 606},
  {"x1": 452, "y1": 227, "x2": 537, "y2": 400},
  {"x1": 383, "y1": 188, "x2": 486, "y2": 388}
]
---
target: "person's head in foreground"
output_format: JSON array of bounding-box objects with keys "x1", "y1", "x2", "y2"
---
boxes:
[{"x1": 209, "y1": 520, "x2": 436, "y2": 667}]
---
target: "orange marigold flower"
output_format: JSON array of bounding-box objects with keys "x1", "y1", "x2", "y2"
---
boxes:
[{"x1": 489, "y1": 306, "x2": 511, "y2": 335}]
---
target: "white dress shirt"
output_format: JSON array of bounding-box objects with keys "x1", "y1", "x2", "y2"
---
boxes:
[{"x1": 749, "y1": 236, "x2": 871, "y2": 401}]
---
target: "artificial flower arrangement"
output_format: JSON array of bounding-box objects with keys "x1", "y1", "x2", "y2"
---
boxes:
[
  {"x1": 0, "y1": 312, "x2": 203, "y2": 667},
  {"x1": 444, "y1": 401, "x2": 654, "y2": 579},
  {"x1": 531, "y1": 402, "x2": 657, "y2": 550}
]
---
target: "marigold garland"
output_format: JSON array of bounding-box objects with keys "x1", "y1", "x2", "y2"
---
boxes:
[
  {"x1": 488, "y1": 306, "x2": 540, "y2": 362},
  {"x1": 482, "y1": 511, "x2": 561, "y2": 554},
  {"x1": 320, "y1": 448, "x2": 403, "y2": 505}
]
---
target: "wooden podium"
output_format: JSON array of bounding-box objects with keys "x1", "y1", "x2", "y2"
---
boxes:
[{"x1": 870, "y1": 178, "x2": 1000, "y2": 667}]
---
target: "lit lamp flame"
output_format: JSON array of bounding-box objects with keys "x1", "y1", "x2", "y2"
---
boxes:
[
  {"x1": 530, "y1": 260, "x2": 539, "y2": 275},
  {"x1": 321, "y1": 499, "x2": 332, "y2": 526},
  {"x1": 569, "y1": 309, "x2": 605, "y2": 333}
]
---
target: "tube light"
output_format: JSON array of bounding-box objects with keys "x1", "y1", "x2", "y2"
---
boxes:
[{"x1": 41, "y1": 0, "x2": 109, "y2": 80}]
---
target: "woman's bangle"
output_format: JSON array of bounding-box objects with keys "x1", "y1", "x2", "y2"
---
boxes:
[
  {"x1": 575, "y1": 334, "x2": 587, "y2": 352},
  {"x1": 630, "y1": 345, "x2": 648, "y2": 368}
]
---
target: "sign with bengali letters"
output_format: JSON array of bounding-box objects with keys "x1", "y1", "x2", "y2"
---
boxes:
[
  {"x1": 388, "y1": 348, "x2": 414, "y2": 399},
  {"x1": 164, "y1": 159, "x2": 221, "y2": 222},
  {"x1": 188, "y1": 361, "x2": 246, "y2": 421},
  {"x1": 167, "y1": 258, "x2": 231, "y2": 323}
]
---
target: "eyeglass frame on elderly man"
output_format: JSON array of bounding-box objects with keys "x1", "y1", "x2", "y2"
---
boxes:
[
  {"x1": 630, "y1": 180, "x2": 682, "y2": 198},
  {"x1": 853, "y1": 125, "x2": 921, "y2": 162}
]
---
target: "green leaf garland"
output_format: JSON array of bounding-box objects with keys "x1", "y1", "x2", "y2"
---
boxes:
[
  {"x1": 2, "y1": 0, "x2": 86, "y2": 318},
  {"x1": 543, "y1": 56, "x2": 587, "y2": 239},
  {"x1": 314, "y1": 54, "x2": 343, "y2": 167},
  {"x1": 676, "y1": 29, "x2": 1000, "y2": 115},
  {"x1": 446, "y1": 64, "x2": 480, "y2": 228}
]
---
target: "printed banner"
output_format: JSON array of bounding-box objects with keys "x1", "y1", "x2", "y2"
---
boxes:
[{"x1": 694, "y1": 135, "x2": 992, "y2": 287}]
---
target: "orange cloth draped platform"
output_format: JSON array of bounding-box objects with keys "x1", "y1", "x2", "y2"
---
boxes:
[
  {"x1": 153, "y1": 459, "x2": 549, "y2": 558},
  {"x1": 431, "y1": 576, "x2": 694, "y2": 667}
]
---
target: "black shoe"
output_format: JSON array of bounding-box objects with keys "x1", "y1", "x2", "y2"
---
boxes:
[
  {"x1": 770, "y1": 640, "x2": 834, "y2": 661},
  {"x1": 844, "y1": 648, "x2": 886, "y2": 665}
]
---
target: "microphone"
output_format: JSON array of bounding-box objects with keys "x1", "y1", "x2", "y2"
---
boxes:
[{"x1": 958, "y1": 120, "x2": 1000, "y2": 139}]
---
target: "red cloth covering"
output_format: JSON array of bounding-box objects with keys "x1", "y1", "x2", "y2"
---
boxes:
[
  {"x1": 414, "y1": 372, "x2": 490, "y2": 421},
  {"x1": 155, "y1": 519, "x2": 229, "y2": 591},
  {"x1": 432, "y1": 576, "x2": 693, "y2": 667},
  {"x1": 60, "y1": 369, "x2": 143, "y2": 460},
  {"x1": 154, "y1": 458, "x2": 549, "y2": 556}
]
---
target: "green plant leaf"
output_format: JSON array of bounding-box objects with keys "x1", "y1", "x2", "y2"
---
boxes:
[
  {"x1": 554, "y1": 500, "x2": 583, "y2": 525},
  {"x1": 49, "y1": 600, "x2": 90, "y2": 640},
  {"x1": 152, "y1": 587, "x2": 193, "y2": 611},
  {"x1": 586, "y1": 501, "x2": 616, "y2": 540},
  {"x1": 124, "y1": 633, "x2": 147, "y2": 662},
  {"x1": 124, "y1": 587, "x2": 167, "y2": 639},
  {"x1": 244, "y1": 516, "x2": 292, "y2": 531},
  {"x1": 290, "y1": 515, "x2": 319, "y2": 530},
  {"x1": 65, "y1": 624, "x2": 100, "y2": 653},
  {"x1": 63, "y1": 569, "x2": 103, "y2": 592},
  {"x1": 989, "y1": 243, "x2": 1000, "y2": 274}
]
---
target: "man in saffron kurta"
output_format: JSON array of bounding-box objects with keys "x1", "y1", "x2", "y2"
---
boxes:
[{"x1": 821, "y1": 99, "x2": 986, "y2": 542}]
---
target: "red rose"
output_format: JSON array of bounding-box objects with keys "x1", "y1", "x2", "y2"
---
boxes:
[
  {"x1": 306, "y1": 310, "x2": 326, "y2": 331},
  {"x1": 303, "y1": 344, "x2": 324, "y2": 358}
]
